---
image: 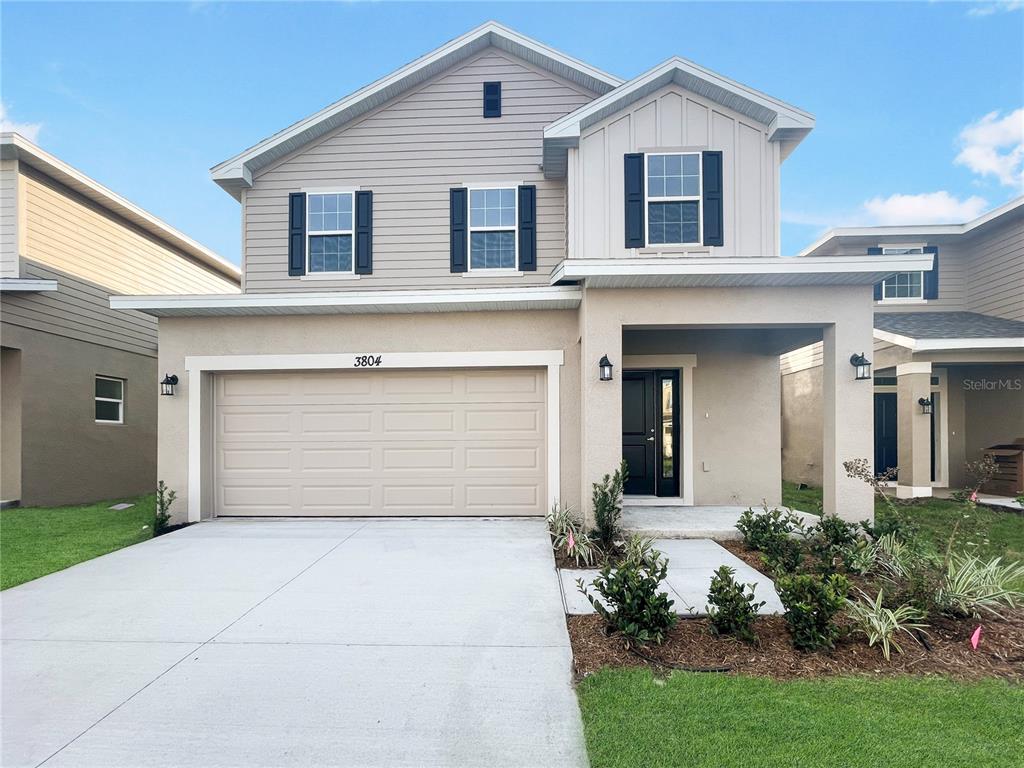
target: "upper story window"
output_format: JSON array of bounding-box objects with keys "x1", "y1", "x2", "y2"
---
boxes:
[
  {"x1": 879, "y1": 246, "x2": 925, "y2": 300},
  {"x1": 307, "y1": 192, "x2": 353, "y2": 273},
  {"x1": 469, "y1": 188, "x2": 517, "y2": 269},
  {"x1": 95, "y1": 375, "x2": 124, "y2": 424},
  {"x1": 646, "y1": 153, "x2": 701, "y2": 246}
]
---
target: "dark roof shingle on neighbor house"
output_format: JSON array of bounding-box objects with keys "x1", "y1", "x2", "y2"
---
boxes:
[{"x1": 874, "y1": 311, "x2": 1024, "y2": 340}]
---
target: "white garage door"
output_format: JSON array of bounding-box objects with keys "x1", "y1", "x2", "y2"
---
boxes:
[{"x1": 214, "y1": 368, "x2": 547, "y2": 517}]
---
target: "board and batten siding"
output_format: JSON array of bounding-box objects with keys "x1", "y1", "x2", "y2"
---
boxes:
[
  {"x1": 965, "y1": 217, "x2": 1024, "y2": 322},
  {"x1": 568, "y1": 84, "x2": 780, "y2": 260},
  {"x1": 242, "y1": 48, "x2": 597, "y2": 293},
  {"x1": 0, "y1": 159, "x2": 19, "y2": 278},
  {"x1": 1, "y1": 164, "x2": 239, "y2": 357}
]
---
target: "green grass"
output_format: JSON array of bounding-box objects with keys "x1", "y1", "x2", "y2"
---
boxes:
[
  {"x1": 1, "y1": 494, "x2": 156, "y2": 590},
  {"x1": 577, "y1": 668, "x2": 1024, "y2": 768},
  {"x1": 782, "y1": 481, "x2": 1024, "y2": 563}
]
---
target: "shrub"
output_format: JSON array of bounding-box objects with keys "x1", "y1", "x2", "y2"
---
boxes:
[
  {"x1": 735, "y1": 504, "x2": 805, "y2": 551},
  {"x1": 546, "y1": 502, "x2": 599, "y2": 566},
  {"x1": 578, "y1": 549, "x2": 678, "y2": 646},
  {"x1": 592, "y1": 460, "x2": 627, "y2": 550},
  {"x1": 845, "y1": 588, "x2": 929, "y2": 661},
  {"x1": 776, "y1": 573, "x2": 849, "y2": 651},
  {"x1": 761, "y1": 536, "x2": 804, "y2": 575},
  {"x1": 935, "y1": 554, "x2": 1024, "y2": 619},
  {"x1": 809, "y1": 515, "x2": 860, "y2": 569},
  {"x1": 155, "y1": 480, "x2": 176, "y2": 533},
  {"x1": 706, "y1": 565, "x2": 765, "y2": 643}
]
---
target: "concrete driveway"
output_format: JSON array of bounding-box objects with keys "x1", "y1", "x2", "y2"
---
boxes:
[{"x1": 1, "y1": 519, "x2": 586, "y2": 768}]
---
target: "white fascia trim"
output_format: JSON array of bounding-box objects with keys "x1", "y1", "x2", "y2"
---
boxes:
[
  {"x1": 184, "y1": 349, "x2": 565, "y2": 522},
  {"x1": 0, "y1": 277, "x2": 58, "y2": 292},
  {"x1": 874, "y1": 329, "x2": 1024, "y2": 352},
  {"x1": 211, "y1": 21, "x2": 621, "y2": 190},
  {"x1": 799, "y1": 195, "x2": 1024, "y2": 256},
  {"x1": 111, "y1": 286, "x2": 583, "y2": 313},
  {"x1": 0, "y1": 133, "x2": 239, "y2": 282},
  {"x1": 896, "y1": 362, "x2": 932, "y2": 376},
  {"x1": 544, "y1": 56, "x2": 814, "y2": 144},
  {"x1": 550, "y1": 255, "x2": 933, "y2": 282}
]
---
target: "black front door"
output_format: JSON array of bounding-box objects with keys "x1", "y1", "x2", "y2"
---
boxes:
[
  {"x1": 874, "y1": 392, "x2": 898, "y2": 478},
  {"x1": 622, "y1": 370, "x2": 680, "y2": 496}
]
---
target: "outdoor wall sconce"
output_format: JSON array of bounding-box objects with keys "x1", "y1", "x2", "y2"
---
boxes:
[
  {"x1": 599, "y1": 355, "x2": 614, "y2": 382},
  {"x1": 160, "y1": 374, "x2": 179, "y2": 396},
  {"x1": 918, "y1": 397, "x2": 933, "y2": 415},
  {"x1": 850, "y1": 353, "x2": 872, "y2": 381}
]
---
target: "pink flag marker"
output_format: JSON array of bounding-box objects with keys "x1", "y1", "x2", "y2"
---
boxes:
[
  {"x1": 970, "y1": 625, "x2": 982, "y2": 650},
  {"x1": 970, "y1": 490, "x2": 979, "y2": 503},
  {"x1": 567, "y1": 529, "x2": 576, "y2": 553}
]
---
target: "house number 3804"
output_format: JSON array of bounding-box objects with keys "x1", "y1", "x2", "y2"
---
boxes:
[{"x1": 354, "y1": 355, "x2": 383, "y2": 367}]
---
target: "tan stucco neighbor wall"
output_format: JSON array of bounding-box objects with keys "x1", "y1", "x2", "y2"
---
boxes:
[
  {"x1": 0, "y1": 323, "x2": 157, "y2": 506},
  {"x1": 781, "y1": 365, "x2": 824, "y2": 488}
]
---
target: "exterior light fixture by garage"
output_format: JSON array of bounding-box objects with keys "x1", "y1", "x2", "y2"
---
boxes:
[
  {"x1": 918, "y1": 396, "x2": 933, "y2": 415},
  {"x1": 599, "y1": 355, "x2": 614, "y2": 381},
  {"x1": 160, "y1": 374, "x2": 179, "y2": 396},
  {"x1": 849, "y1": 353, "x2": 872, "y2": 381}
]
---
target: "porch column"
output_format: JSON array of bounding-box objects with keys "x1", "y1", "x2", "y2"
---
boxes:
[
  {"x1": 896, "y1": 362, "x2": 933, "y2": 498},
  {"x1": 578, "y1": 296, "x2": 622, "y2": 526},
  {"x1": 821, "y1": 321, "x2": 874, "y2": 521}
]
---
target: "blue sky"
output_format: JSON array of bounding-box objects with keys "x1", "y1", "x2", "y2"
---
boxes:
[{"x1": 2, "y1": 1, "x2": 1022, "y2": 263}]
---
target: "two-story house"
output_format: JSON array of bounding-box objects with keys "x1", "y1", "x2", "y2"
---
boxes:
[
  {"x1": 113, "y1": 22, "x2": 929, "y2": 525},
  {"x1": 0, "y1": 133, "x2": 240, "y2": 507},
  {"x1": 782, "y1": 197, "x2": 1024, "y2": 498}
]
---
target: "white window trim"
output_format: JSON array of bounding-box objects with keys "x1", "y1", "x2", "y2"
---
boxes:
[
  {"x1": 466, "y1": 184, "x2": 518, "y2": 272},
  {"x1": 880, "y1": 270, "x2": 926, "y2": 302},
  {"x1": 878, "y1": 244, "x2": 928, "y2": 304},
  {"x1": 95, "y1": 375, "x2": 125, "y2": 425},
  {"x1": 306, "y1": 189, "x2": 356, "y2": 275},
  {"x1": 644, "y1": 152, "x2": 702, "y2": 248}
]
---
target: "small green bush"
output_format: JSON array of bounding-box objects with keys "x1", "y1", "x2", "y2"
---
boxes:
[
  {"x1": 592, "y1": 460, "x2": 627, "y2": 550},
  {"x1": 706, "y1": 565, "x2": 765, "y2": 643},
  {"x1": 736, "y1": 504, "x2": 805, "y2": 551},
  {"x1": 809, "y1": 515, "x2": 860, "y2": 570},
  {"x1": 776, "y1": 573, "x2": 849, "y2": 651},
  {"x1": 155, "y1": 480, "x2": 176, "y2": 533},
  {"x1": 578, "y1": 549, "x2": 678, "y2": 646}
]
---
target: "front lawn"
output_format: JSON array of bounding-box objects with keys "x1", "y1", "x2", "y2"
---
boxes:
[
  {"x1": 782, "y1": 481, "x2": 1024, "y2": 563},
  {"x1": 577, "y1": 668, "x2": 1024, "y2": 768},
  {"x1": 1, "y1": 495, "x2": 156, "y2": 589}
]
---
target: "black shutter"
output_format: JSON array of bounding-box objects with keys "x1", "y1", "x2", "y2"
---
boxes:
[
  {"x1": 483, "y1": 82, "x2": 501, "y2": 118},
  {"x1": 288, "y1": 192, "x2": 306, "y2": 276},
  {"x1": 868, "y1": 246, "x2": 883, "y2": 300},
  {"x1": 518, "y1": 185, "x2": 537, "y2": 271},
  {"x1": 624, "y1": 153, "x2": 645, "y2": 248},
  {"x1": 450, "y1": 187, "x2": 468, "y2": 273},
  {"x1": 923, "y1": 246, "x2": 939, "y2": 300},
  {"x1": 354, "y1": 190, "x2": 373, "y2": 275},
  {"x1": 701, "y1": 151, "x2": 724, "y2": 247}
]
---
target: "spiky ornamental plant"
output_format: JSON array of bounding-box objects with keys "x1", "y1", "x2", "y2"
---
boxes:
[
  {"x1": 845, "y1": 588, "x2": 929, "y2": 661},
  {"x1": 935, "y1": 554, "x2": 1024, "y2": 619}
]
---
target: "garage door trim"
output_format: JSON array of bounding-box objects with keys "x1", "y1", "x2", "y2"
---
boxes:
[{"x1": 184, "y1": 350, "x2": 563, "y2": 522}]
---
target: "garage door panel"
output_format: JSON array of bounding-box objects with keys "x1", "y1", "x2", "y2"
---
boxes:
[{"x1": 215, "y1": 368, "x2": 546, "y2": 517}]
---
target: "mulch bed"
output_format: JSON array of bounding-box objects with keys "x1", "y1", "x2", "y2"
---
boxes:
[{"x1": 568, "y1": 612, "x2": 1024, "y2": 682}]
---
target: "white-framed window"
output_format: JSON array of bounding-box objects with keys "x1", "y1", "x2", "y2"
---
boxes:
[
  {"x1": 646, "y1": 153, "x2": 701, "y2": 246},
  {"x1": 307, "y1": 192, "x2": 354, "y2": 274},
  {"x1": 879, "y1": 246, "x2": 925, "y2": 300},
  {"x1": 468, "y1": 187, "x2": 517, "y2": 270},
  {"x1": 95, "y1": 376, "x2": 124, "y2": 424}
]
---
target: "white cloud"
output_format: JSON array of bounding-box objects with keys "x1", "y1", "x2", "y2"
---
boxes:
[
  {"x1": 0, "y1": 103, "x2": 42, "y2": 142},
  {"x1": 861, "y1": 191, "x2": 989, "y2": 225},
  {"x1": 966, "y1": 0, "x2": 1021, "y2": 17},
  {"x1": 955, "y1": 108, "x2": 1024, "y2": 189}
]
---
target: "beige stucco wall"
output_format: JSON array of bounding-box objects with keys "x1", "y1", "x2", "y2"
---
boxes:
[
  {"x1": 781, "y1": 365, "x2": 824, "y2": 487},
  {"x1": 0, "y1": 323, "x2": 157, "y2": 506},
  {"x1": 156, "y1": 310, "x2": 583, "y2": 523},
  {"x1": 1, "y1": 346, "x2": 23, "y2": 501}
]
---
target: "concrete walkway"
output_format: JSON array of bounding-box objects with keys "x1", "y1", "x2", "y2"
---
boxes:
[
  {"x1": 622, "y1": 504, "x2": 817, "y2": 539},
  {"x1": 1, "y1": 519, "x2": 586, "y2": 768},
  {"x1": 560, "y1": 539, "x2": 783, "y2": 616}
]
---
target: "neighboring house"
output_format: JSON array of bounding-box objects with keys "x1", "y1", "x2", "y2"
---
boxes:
[
  {"x1": 0, "y1": 133, "x2": 241, "y2": 507},
  {"x1": 782, "y1": 198, "x2": 1024, "y2": 497},
  {"x1": 113, "y1": 22, "x2": 927, "y2": 525}
]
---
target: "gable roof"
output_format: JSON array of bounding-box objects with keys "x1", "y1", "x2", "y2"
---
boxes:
[
  {"x1": 541, "y1": 57, "x2": 815, "y2": 177},
  {"x1": 800, "y1": 196, "x2": 1024, "y2": 256},
  {"x1": 210, "y1": 21, "x2": 623, "y2": 199},
  {"x1": 1, "y1": 132, "x2": 240, "y2": 282}
]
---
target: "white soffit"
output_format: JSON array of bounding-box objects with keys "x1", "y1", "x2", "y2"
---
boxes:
[
  {"x1": 210, "y1": 21, "x2": 622, "y2": 199},
  {"x1": 110, "y1": 286, "x2": 584, "y2": 317},
  {"x1": 0, "y1": 277, "x2": 59, "y2": 292},
  {"x1": 550, "y1": 255, "x2": 933, "y2": 288},
  {"x1": 874, "y1": 329, "x2": 1024, "y2": 352}
]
